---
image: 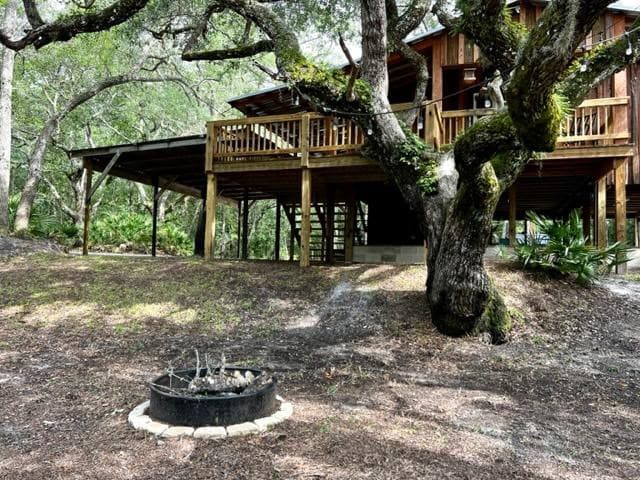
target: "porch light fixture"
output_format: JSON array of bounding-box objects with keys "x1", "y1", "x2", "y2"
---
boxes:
[
  {"x1": 292, "y1": 94, "x2": 300, "y2": 106},
  {"x1": 463, "y1": 68, "x2": 477, "y2": 83},
  {"x1": 484, "y1": 98, "x2": 492, "y2": 109},
  {"x1": 625, "y1": 32, "x2": 633, "y2": 56}
]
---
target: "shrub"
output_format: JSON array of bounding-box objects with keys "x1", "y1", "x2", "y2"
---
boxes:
[
  {"x1": 514, "y1": 209, "x2": 631, "y2": 285},
  {"x1": 90, "y1": 210, "x2": 193, "y2": 255}
]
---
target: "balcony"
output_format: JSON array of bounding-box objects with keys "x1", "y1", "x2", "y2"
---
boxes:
[{"x1": 206, "y1": 96, "x2": 632, "y2": 172}]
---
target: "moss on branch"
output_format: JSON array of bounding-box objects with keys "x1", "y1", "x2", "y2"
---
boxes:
[{"x1": 477, "y1": 280, "x2": 511, "y2": 344}]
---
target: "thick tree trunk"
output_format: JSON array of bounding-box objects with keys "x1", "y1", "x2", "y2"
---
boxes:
[
  {"x1": 0, "y1": 0, "x2": 17, "y2": 232},
  {"x1": 425, "y1": 157, "x2": 510, "y2": 343},
  {"x1": 14, "y1": 118, "x2": 59, "y2": 232}
]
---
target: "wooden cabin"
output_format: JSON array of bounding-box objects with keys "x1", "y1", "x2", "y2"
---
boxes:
[{"x1": 72, "y1": 0, "x2": 640, "y2": 266}]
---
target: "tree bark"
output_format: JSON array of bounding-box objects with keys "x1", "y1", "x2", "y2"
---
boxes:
[{"x1": 0, "y1": 0, "x2": 17, "y2": 232}]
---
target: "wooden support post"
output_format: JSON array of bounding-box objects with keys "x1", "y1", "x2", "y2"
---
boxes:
[
  {"x1": 204, "y1": 173, "x2": 217, "y2": 260},
  {"x1": 344, "y1": 190, "x2": 356, "y2": 265},
  {"x1": 326, "y1": 188, "x2": 335, "y2": 264},
  {"x1": 582, "y1": 195, "x2": 592, "y2": 243},
  {"x1": 236, "y1": 200, "x2": 242, "y2": 259},
  {"x1": 614, "y1": 158, "x2": 627, "y2": 273},
  {"x1": 508, "y1": 186, "x2": 517, "y2": 246},
  {"x1": 151, "y1": 178, "x2": 159, "y2": 257},
  {"x1": 300, "y1": 169, "x2": 312, "y2": 267},
  {"x1": 289, "y1": 203, "x2": 296, "y2": 262},
  {"x1": 242, "y1": 189, "x2": 249, "y2": 260},
  {"x1": 82, "y1": 161, "x2": 93, "y2": 256},
  {"x1": 635, "y1": 217, "x2": 640, "y2": 248},
  {"x1": 596, "y1": 176, "x2": 607, "y2": 249},
  {"x1": 275, "y1": 198, "x2": 281, "y2": 261}
]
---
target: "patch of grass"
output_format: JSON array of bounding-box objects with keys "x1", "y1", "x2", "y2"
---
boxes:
[
  {"x1": 326, "y1": 384, "x2": 339, "y2": 397},
  {"x1": 253, "y1": 319, "x2": 281, "y2": 338},
  {"x1": 625, "y1": 273, "x2": 640, "y2": 283},
  {"x1": 113, "y1": 320, "x2": 142, "y2": 335}
]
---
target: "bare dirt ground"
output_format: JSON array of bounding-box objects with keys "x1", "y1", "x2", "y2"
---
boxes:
[{"x1": 0, "y1": 254, "x2": 638, "y2": 480}]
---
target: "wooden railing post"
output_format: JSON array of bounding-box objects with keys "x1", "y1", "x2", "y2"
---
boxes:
[
  {"x1": 300, "y1": 113, "x2": 310, "y2": 168},
  {"x1": 206, "y1": 122, "x2": 217, "y2": 172}
]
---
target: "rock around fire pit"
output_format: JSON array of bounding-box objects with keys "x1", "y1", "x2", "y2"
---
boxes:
[{"x1": 128, "y1": 364, "x2": 293, "y2": 439}]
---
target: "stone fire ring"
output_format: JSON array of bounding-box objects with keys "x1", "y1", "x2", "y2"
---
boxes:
[{"x1": 128, "y1": 395, "x2": 293, "y2": 439}]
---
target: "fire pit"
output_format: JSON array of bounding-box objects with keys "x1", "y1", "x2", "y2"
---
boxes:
[
  {"x1": 149, "y1": 366, "x2": 278, "y2": 427},
  {"x1": 128, "y1": 354, "x2": 293, "y2": 439}
]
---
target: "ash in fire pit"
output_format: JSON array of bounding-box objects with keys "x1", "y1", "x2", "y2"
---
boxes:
[
  {"x1": 186, "y1": 353, "x2": 258, "y2": 395},
  {"x1": 148, "y1": 352, "x2": 279, "y2": 428}
]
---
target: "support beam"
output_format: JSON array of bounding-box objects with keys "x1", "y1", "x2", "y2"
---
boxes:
[
  {"x1": 204, "y1": 173, "x2": 217, "y2": 260},
  {"x1": 344, "y1": 190, "x2": 356, "y2": 265},
  {"x1": 151, "y1": 178, "x2": 159, "y2": 257},
  {"x1": 300, "y1": 169, "x2": 312, "y2": 267},
  {"x1": 582, "y1": 195, "x2": 592, "y2": 243},
  {"x1": 635, "y1": 217, "x2": 640, "y2": 249},
  {"x1": 275, "y1": 198, "x2": 281, "y2": 261},
  {"x1": 326, "y1": 188, "x2": 335, "y2": 264},
  {"x1": 508, "y1": 186, "x2": 517, "y2": 246},
  {"x1": 287, "y1": 203, "x2": 296, "y2": 262},
  {"x1": 88, "y1": 151, "x2": 121, "y2": 200},
  {"x1": 595, "y1": 175, "x2": 607, "y2": 249},
  {"x1": 82, "y1": 161, "x2": 93, "y2": 256},
  {"x1": 614, "y1": 158, "x2": 627, "y2": 273},
  {"x1": 242, "y1": 188, "x2": 249, "y2": 260},
  {"x1": 236, "y1": 200, "x2": 242, "y2": 259}
]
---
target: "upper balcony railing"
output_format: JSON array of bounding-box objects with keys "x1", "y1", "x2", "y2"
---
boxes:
[{"x1": 206, "y1": 96, "x2": 631, "y2": 168}]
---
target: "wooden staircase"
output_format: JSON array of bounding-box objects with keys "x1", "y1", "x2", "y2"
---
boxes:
[{"x1": 282, "y1": 199, "x2": 367, "y2": 264}]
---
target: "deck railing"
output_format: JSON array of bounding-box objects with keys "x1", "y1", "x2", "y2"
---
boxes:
[
  {"x1": 207, "y1": 96, "x2": 630, "y2": 167},
  {"x1": 558, "y1": 96, "x2": 630, "y2": 144}
]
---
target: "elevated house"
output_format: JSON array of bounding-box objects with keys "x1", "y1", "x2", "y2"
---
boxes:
[{"x1": 72, "y1": 0, "x2": 640, "y2": 266}]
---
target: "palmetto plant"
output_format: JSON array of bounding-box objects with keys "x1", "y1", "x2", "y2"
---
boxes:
[{"x1": 514, "y1": 210, "x2": 631, "y2": 285}]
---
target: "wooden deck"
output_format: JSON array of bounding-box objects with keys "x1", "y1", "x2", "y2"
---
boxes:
[{"x1": 206, "y1": 96, "x2": 633, "y2": 173}]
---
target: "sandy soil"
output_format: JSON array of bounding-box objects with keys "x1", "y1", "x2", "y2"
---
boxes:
[{"x1": 0, "y1": 254, "x2": 638, "y2": 479}]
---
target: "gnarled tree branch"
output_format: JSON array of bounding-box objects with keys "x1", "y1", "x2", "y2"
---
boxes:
[{"x1": 0, "y1": 0, "x2": 150, "y2": 51}]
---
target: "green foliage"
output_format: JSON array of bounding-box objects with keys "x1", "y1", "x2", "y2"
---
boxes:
[
  {"x1": 91, "y1": 211, "x2": 152, "y2": 251},
  {"x1": 158, "y1": 223, "x2": 192, "y2": 256},
  {"x1": 514, "y1": 210, "x2": 631, "y2": 284},
  {"x1": 397, "y1": 127, "x2": 439, "y2": 195}
]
